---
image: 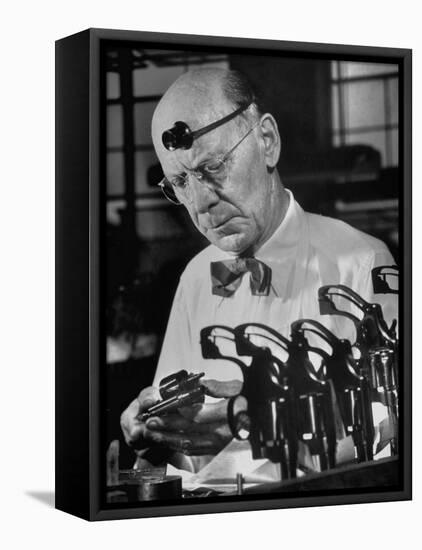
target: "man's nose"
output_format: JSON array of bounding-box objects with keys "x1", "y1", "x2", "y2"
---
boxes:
[{"x1": 187, "y1": 175, "x2": 219, "y2": 213}]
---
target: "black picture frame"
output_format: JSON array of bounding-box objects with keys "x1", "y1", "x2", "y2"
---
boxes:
[{"x1": 55, "y1": 28, "x2": 412, "y2": 521}]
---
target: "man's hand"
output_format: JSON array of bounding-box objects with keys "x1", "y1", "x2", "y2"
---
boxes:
[
  {"x1": 120, "y1": 379, "x2": 244, "y2": 457},
  {"x1": 120, "y1": 385, "x2": 163, "y2": 450}
]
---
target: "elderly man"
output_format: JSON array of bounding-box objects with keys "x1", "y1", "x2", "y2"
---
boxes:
[{"x1": 121, "y1": 68, "x2": 397, "y2": 485}]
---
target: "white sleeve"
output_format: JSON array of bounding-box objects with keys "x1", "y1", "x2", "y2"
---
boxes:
[
  {"x1": 153, "y1": 280, "x2": 193, "y2": 387},
  {"x1": 150, "y1": 279, "x2": 202, "y2": 474}
]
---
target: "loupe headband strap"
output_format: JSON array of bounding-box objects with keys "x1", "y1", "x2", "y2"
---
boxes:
[
  {"x1": 162, "y1": 101, "x2": 252, "y2": 151},
  {"x1": 191, "y1": 102, "x2": 252, "y2": 141}
]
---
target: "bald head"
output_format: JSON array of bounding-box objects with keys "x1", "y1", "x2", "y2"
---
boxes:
[{"x1": 151, "y1": 68, "x2": 258, "y2": 156}]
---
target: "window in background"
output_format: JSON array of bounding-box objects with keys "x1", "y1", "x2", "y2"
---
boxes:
[
  {"x1": 331, "y1": 61, "x2": 399, "y2": 167},
  {"x1": 105, "y1": 48, "x2": 229, "y2": 235}
]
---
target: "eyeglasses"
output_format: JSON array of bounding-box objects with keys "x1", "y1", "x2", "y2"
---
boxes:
[{"x1": 158, "y1": 121, "x2": 260, "y2": 205}]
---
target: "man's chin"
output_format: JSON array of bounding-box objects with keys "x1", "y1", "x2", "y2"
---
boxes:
[{"x1": 210, "y1": 233, "x2": 249, "y2": 255}]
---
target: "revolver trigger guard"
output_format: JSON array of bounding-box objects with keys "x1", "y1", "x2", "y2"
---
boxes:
[{"x1": 227, "y1": 396, "x2": 250, "y2": 441}]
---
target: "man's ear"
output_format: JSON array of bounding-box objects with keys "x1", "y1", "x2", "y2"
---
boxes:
[{"x1": 259, "y1": 113, "x2": 281, "y2": 169}]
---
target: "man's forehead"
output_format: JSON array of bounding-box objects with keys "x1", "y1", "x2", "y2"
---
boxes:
[
  {"x1": 151, "y1": 70, "x2": 234, "y2": 147},
  {"x1": 154, "y1": 87, "x2": 229, "y2": 133}
]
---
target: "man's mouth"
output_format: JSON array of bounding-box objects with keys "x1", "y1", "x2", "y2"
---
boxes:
[
  {"x1": 212, "y1": 219, "x2": 231, "y2": 230},
  {"x1": 208, "y1": 216, "x2": 237, "y2": 230}
]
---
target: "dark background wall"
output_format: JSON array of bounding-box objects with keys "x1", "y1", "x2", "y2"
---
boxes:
[{"x1": 230, "y1": 54, "x2": 333, "y2": 158}]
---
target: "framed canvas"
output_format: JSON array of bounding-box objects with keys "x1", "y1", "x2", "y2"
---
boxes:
[{"x1": 55, "y1": 28, "x2": 412, "y2": 521}]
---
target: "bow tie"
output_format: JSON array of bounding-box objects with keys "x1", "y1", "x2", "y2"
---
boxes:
[{"x1": 210, "y1": 258, "x2": 272, "y2": 297}]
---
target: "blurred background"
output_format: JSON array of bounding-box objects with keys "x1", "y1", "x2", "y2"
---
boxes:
[{"x1": 103, "y1": 44, "x2": 399, "y2": 466}]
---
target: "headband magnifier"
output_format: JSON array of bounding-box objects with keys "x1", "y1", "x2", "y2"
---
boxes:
[{"x1": 161, "y1": 102, "x2": 252, "y2": 152}]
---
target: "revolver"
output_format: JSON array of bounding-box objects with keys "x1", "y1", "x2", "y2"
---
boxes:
[
  {"x1": 200, "y1": 324, "x2": 299, "y2": 480},
  {"x1": 290, "y1": 319, "x2": 374, "y2": 463},
  {"x1": 138, "y1": 370, "x2": 205, "y2": 422}
]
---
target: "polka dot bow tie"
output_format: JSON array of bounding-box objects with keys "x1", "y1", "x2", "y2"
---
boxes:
[{"x1": 210, "y1": 258, "x2": 272, "y2": 298}]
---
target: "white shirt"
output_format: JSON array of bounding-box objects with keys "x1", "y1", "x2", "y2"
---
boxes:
[{"x1": 152, "y1": 191, "x2": 398, "y2": 487}]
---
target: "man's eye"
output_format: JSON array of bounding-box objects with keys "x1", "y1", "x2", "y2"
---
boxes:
[
  {"x1": 203, "y1": 159, "x2": 224, "y2": 174},
  {"x1": 170, "y1": 175, "x2": 187, "y2": 188}
]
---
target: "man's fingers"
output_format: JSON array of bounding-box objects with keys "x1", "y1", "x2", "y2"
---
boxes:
[
  {"x1": 145, "y1": 413, "x2": 193, "y2": 432},
  {"x1": 179, "y1": 393, "x2": 247, "y2": 424},
  {"x1": 120, "y1": 386, "x2": 160, "y2": 448},
  {"x1": 201, "y1": 379, "x2": 243, "y2": 398},
  {"x1": 143, "y1": 429, "x2": 192, "y2": 453},
  {"x1": 144, "y1": 426, "x2": 232, "y2": 456},
  {"x1": 120, "y1": 382, "x2": 242, "y2": 452},
  {"x1": 179, "y1": 399, "x2": 229, "y2": 423},
  {"x1": 146, "y1": 415, "x2": 228, "y2": 434},
  {"x1": 120, "y1": 408, "x2": 145, "y2": 448},
  {"x1": 137, "y1": 386, "x2": 161, "y2": 412}
]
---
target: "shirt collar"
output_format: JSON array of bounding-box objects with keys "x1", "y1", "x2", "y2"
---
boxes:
[
  {"x1": 254, "y1": 189, "x2": 303, "y2": 297},
  {"x1": 255, "y1": 189, "x2": 301, "y2": 262}
]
